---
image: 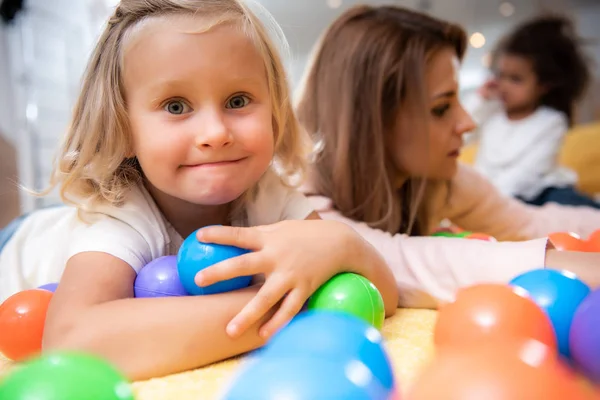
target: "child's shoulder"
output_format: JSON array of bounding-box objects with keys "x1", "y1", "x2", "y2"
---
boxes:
[{"x1": 534, "y1": 106, "x2": 568, "y2": 127}]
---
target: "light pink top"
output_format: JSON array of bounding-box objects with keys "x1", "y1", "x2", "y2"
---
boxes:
[{"x1": 306, "y1": 164, "x2": 600, "y2": 308}]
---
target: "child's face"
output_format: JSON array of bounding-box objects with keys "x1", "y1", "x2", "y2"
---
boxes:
[
  {"x1": 494, "y1": 54, "x2": 544, "y2": 112},
  {"x1": 123, "y1": 17, "x2": 274, "y2": 206},
  {"x1": 389, "y1": 48, "x2": 475, "y2": 181}
]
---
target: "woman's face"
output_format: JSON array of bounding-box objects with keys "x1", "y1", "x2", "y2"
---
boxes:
[{"x1": 389, "y1": 47, "x2": 475, "y2": 182}]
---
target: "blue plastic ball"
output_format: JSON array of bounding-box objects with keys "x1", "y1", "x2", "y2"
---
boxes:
[
  {"x1": 261, "y1": 311, "x2": 395, "y2": 391},
  {"x1": 510, "y1": 268, "x2": 591, "y2": 358},
  {"x1": 222, "y1": 356, "x2": 389, "y2": 400},
  {"x1": 177, "y1": 229, "x2": 252, "y2": 295}
]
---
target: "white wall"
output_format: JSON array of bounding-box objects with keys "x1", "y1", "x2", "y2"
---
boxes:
[
  {"x1": 1, "y1": 0, "x2": 111, "y2": 211},
  {"x1": 0, "y1": 25, "x2": 16, "y2": 144}
]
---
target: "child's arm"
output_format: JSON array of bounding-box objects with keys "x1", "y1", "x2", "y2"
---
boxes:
[
  {"x1": 194, "y1": 217, "x2": 399, "y2": 339},
  {"x1": 462, "y1": 80, "x2": 502, "y2": 125},
  {"x1": 43, "y1": 252, "x2": 274, "y2": 381}
]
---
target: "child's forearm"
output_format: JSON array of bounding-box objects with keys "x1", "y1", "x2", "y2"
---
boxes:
[{"x1": 43, "y1": 285, "x2": 272, "y2": 381}]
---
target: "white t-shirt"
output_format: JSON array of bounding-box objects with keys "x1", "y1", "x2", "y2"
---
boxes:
[
  {"x1": 0, "y1": 170, "x2": 314, "y2": 302},
  {"x1": 463, "y1": 93, "x2": 577, "y2": 200}
]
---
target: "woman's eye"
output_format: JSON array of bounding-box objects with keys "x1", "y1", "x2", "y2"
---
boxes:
[
  {"x1": 226, "y1": 95, "x2": 250, "y2": 109},
  {"x1": 431, "y1": 104, "x2": 450, "y2": 118},
  {"x1": 164, "y1": 100, "x2": 190, "y2": 115}
]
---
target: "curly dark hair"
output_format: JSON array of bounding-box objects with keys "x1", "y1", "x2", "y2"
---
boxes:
[{"x1": 494, "y1": 14, "x2": 593, "y2": 126}]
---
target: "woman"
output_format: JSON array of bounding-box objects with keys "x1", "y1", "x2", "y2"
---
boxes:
[{"x1": 296, "y1": 5, "x2": 600, "y2": 308}]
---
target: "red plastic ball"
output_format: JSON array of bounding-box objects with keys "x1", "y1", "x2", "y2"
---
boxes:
[
  {"x1": 0, "y1": 289, "x2": 53, "y2": 361},
  {"x1": 409, "y1": 338, "x2": 587, "y2": 400},
  {"x1": 549, "y1": 232, "x2": 587, "y2": 252},
  {"x1": 434, "y1": 283, "x2": 557, "y2": 351},
  {"x1": 464, "y1": 232, "x2": 497, "y2": 242}
]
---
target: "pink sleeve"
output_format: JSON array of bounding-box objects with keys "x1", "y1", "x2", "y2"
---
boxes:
[
  {"x1": 309, "y1": 196, "x2": 548, "y2": 308},
  {"x1": 442, "y1": 164, "x2": 600, "y2": 241}
]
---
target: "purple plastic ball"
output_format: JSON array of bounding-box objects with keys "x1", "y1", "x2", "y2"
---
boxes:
[
  {"x1": 134, "y1": 256, "x2": 188, "y2": 298},
  {"x1": 569, "y1": 288, "x2": 600, "y2": 383},
  {"x1": 38, "y1": 283, "x2": 58, "y2": 293}
]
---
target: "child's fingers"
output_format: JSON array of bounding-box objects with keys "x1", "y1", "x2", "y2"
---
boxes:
[
  {"x1": 196, "y1": 225, "x2": 263, "y2": 251},
  {"x1": 226, "y1": 279, "x2": 288, "y2": 338},
  {"x1": 259, "y1": 288, "x2": 306, "y2": 339},
  {"x1": 195, "y1": 252, "x2": 264, "y2": 287}
]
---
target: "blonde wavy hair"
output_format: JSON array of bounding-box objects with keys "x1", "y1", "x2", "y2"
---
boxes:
[{"x1": 45, "y1": 0, "x2": 308, "y2": 209}]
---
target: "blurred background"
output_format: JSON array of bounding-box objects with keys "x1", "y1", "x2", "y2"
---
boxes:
[{"x1": 0, "y1": 0, "x2": 599, "y2": 226}]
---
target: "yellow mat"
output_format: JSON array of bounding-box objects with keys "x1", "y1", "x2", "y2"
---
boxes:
[{"x1": 0, "y1": 309, "x2": 436, "y2": 399}]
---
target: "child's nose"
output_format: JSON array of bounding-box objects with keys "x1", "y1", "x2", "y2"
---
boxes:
[{"x1": 195, "y1": 112, "x2": 232, "y2": 148}]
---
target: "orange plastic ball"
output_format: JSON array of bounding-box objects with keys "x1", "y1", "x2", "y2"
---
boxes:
[
  {"x1": 0, "y1": 289, "x2": 53, "y2": 361},
  {"x1": 549, "y1": 232, "x2": 586, "y2": 252},
  {"x1": 434, "y1": 283, "x2": 557, "y2": 351},
  {"x1": 585, "y1": 230, "x2": 600, "y2": 252},
  {"x1": 408, "y1": 338, "x2": 588, "y2": 400}
]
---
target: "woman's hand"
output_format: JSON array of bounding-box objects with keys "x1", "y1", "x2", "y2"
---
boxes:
[{"x1": 194, "y1": 219, "x2": 398, "y2": 339}]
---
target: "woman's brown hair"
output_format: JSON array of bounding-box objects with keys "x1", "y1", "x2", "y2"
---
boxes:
[{"x1": 296, "y1": 5, "x2": 466, "y2": 235}]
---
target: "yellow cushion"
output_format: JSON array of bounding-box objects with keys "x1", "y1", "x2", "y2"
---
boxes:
[
  {"x1": 459, "y1": 121, "x2": 600, "y2": 195},
  {"x1": 0, "y1": 309, "x2": 437, "y2": 399}
]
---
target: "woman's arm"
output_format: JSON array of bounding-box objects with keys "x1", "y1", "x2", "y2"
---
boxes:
[
  {"x1": 311, "y1": 200, "x2": 599, "y2": 309},
  {"x1": 444, "y1": 164, "x2": 600, "y2": 241},
  {"x1": 546, "y1": 249, "x2": 600, "y2": 288},
  {"x1": 43, "y1": 252, "x2": 274, "y2": 381}
]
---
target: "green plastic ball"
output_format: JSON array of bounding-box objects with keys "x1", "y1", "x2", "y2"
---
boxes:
[
  {"x1": 0, "y1": 352, "x2": 134, "y2": 400},
  {"x1": 307, "y1": 273, "x2": 385, "y2": 330},
  {"x1": 431, "y1": 231, "x2": 471, "y2": 238}
]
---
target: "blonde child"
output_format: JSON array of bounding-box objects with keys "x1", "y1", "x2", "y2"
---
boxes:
[
  {"x1": 0, "y1": 0, "x2": 397, "y2": 380},
  {"x1": 296, "y1": 5, "x2": 600, "y2": 308}
]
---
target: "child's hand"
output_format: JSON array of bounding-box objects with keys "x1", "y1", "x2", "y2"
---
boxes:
[
  {"x1": 194, "y1": 220, "x2": 354, "y2": 339},
  {"x1": 479, "y1": 78, "x2": 499, "y2": 100}
]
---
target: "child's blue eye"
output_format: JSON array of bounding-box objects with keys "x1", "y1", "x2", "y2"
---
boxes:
[
  {"x1": 226, "y1": 95, "x2": 250, "y2": 109},
  {"x1": 164, "y1": 100, "x2": 190, "y2": 115}
]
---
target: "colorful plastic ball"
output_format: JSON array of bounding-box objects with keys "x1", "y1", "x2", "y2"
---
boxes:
[
  {"x1": 570, "y1": 288, "x2": 600, "y2": 382},
  {"x1": 409, "y1": 338, "x2": 585, "y2": 400},
  {"x1": 307, "y1": 273, "x2": 385, "y2": 330},
  {"x1": 585, "y1": 229, "x2": 600, "y2": 252},
  {"x1": 431, "y1": 231, "x2": 471, "y2": 238},
  {"x1": 177, "y1": 229, "x2": 252, "y2": 295},
  {"x1": 464, "y1": 232, "x2": 497, "y2": 242},
  {"x1": 134, "y1": 256, "x2": 188, "y2": 298},
  {"x1": 434, "y1": 283, "x2": 557, "y2": 351},
  {"x1": 222, "y1": 356, "x2": 389, "y2": 400},
  {"x1": 510, "y1": 268, "x2": 591, "y2": 358},
  {"x1": 0, "y1": 289, "x2": 53, "y2": 361},
  {"x1": 0, "y1": 352, "x2": 134, "y2": 400},
  {"x1": 549, "y1": 232, "x2": 586, "y2": 252},
  {"x1": 38, "y1": 283, "x2": 58, "y2": 293},
  {"x1": 263, "y1": 311, "x2": 395, "y2": 391}
]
